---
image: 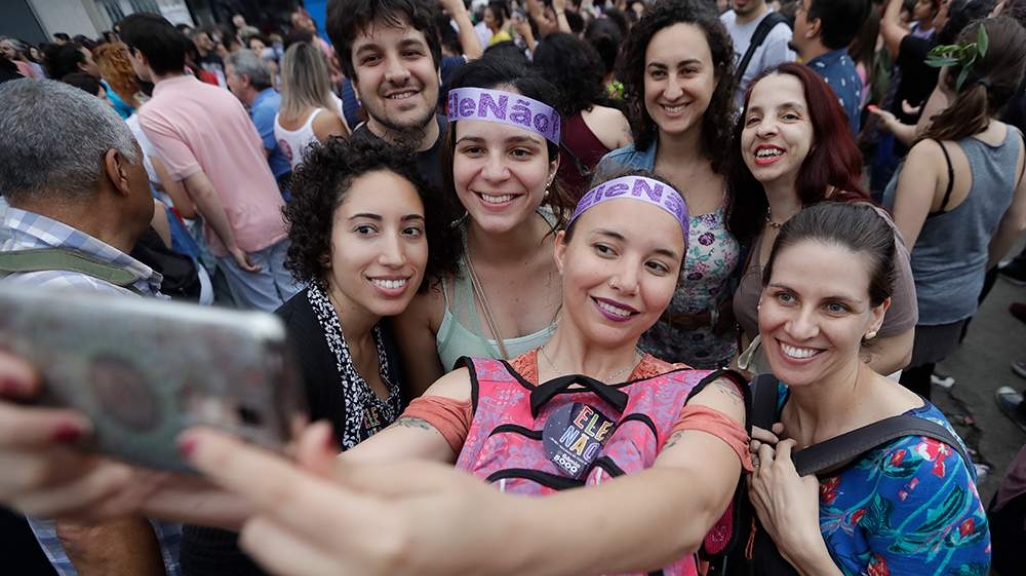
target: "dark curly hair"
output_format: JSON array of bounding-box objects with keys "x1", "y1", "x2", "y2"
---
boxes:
[
  {"x1": 283, "y1": 137, "x2": 458, "y2": 292},
  {"x1": 532, "y1": 32, "x2": 608, "y2": 118},
  {"x1": 618, "y1": 0, "x2": 737, "y2": 173}
]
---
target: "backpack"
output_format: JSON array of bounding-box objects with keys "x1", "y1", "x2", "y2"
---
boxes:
[
  {"x1": 713, "y1": 374, "x2": 970, "y2": 576},
  {"x1": 735, "y1": 12, "x2": 791, "y2": 86}
]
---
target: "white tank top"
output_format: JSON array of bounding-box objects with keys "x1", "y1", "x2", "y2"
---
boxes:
[{"x1": 274, "y1": 108, "x2": 326, "y2": 170}]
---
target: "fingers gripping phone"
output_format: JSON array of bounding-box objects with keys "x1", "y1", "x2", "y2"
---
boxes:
[{"x1": 0, "y1": 288, "x2": 307, "y2": 473}]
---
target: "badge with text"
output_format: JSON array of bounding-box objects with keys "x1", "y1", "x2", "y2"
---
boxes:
[{"x1": 543, "y1": 403, "x2": 616, "y2": 479}]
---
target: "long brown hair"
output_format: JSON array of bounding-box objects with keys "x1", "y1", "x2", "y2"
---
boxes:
[{"x1": 919, "y1": 17, "x2": 1026, "y2": 143}]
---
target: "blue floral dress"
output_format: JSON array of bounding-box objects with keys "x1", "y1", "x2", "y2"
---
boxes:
[
  {"x1": 640, "y1": 205, "x2": 740, "y2": 369},
  {"x1": 778, "y1": 388, "x2": 991, "y2": 575}
]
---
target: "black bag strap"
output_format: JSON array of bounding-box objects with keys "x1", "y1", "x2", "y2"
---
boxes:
[
  {"x1": 529, "y1": 373, "x2": 630, "y2": 417},
  {"x1": 750, "y1": 373, "x2": 780, "y2": 430},
  {"x1": 793, "y1": 413, "x2": 970, "y2": 476},
  {"x1": 735, "y1": 12, "x2": 790, "y2": 85},
  {"x1": 747, "y1": 374, "x2": 970, "y2": 477},
  {"x1": 0, "y1": 248, "x2": 143, "y2": 294},
  {"x1": 928, "y1": 139, "x2": 956, "y2": 217}
]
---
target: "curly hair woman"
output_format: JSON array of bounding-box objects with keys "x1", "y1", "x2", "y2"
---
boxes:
[
  {"x1": 532, "y1": 32, "x2": 632, "y2": 199},
  {"x1": 178, "y1": 135, "x2": 456, "y2": 576},
  {"x1": 595, "y1": 0, "x2": 741, "y2": 369}
]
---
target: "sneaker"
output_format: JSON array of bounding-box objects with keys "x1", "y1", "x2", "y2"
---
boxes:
[
  {"x1": 931, "y1": 371, "x2": 955, "y2": 389},
  {"x1": 999, "y1": 259, "x2": 1026, "y2": 286},
  {"x1": 1011, "y1": 302, "x2": 1026, "y2": 325},
  {"x1": 994, "y1": 386, "x2": 1026, "y2": 433},
  {"x1": 1013, "y1": 361, "x2": 1026, "y2": 380}
]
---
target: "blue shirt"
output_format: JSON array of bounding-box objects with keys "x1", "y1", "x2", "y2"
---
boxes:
[
  {"x1": 774, "y1": 384, "x2": 990, "y2": 575},
  {"x1": 807, "y1": 49, "x2": 863, "y2": 136},
  {"x1": 101, "y1": 79, "x2": 135, "y2": 120},
  {"x1": 251, "y1": 88, "x2": 291, "y2": 180}
]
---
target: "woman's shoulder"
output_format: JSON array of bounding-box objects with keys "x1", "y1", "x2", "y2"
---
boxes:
[
  {"x1": 597, "y1": 142, "x2": 652, "y2": 173},
  {"x1": 850, "y1": 404, "x2": 975, "y2": 489},
  {"x1": 275, "y1": 288, "x2": 313, "y2": 324}
]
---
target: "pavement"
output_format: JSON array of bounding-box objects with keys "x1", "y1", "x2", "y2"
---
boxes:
[{"x1": 932, "y1": 257, "x2": 1026, "y2": 504}]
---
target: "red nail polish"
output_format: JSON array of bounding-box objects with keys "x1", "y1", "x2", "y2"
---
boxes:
[
  {"x1": 0, "y1": 377, "x2": 23, "y2": 397},
  {"x1": 324, "y1": 429, "x2": 338, "y2": 451},
  {"x1": 178, "y1": 436, "x2": 198, "y2": 458},
  {"x1": 53, "y1": 423, "x2": 84, "y2": 444}
]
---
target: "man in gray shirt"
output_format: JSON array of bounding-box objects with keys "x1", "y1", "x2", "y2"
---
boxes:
[{"x1": 721, "y1": 0, "x2": 795, "y2": 106}]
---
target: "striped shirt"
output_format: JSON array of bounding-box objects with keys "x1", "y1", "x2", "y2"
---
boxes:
[
  {"x1": 0, "y1": 207, "x2": 181, "y2": 576},
  {"x1": 0, "y1": 208, "x2": 164, "y2": 297}
]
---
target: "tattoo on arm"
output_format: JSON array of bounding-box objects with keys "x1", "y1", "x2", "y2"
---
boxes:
[
  {"x1": 389, "y1": 417, "x2": 435, "y2": 431},
  {"x1": 712, "y1": 378, "x2": 744, "y2": 405},
  {"x1": 663, "y1": 431, "x2": 686, "y2": 451}
]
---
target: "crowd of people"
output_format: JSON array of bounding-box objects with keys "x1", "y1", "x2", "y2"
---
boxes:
[{"x1": 1, "y1": 0, "x2": 1026, "y2": 574}]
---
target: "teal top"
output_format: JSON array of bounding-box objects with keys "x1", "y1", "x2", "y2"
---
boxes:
[
  {"x1": 435, "y1": 211, "x2": 559, "y2": 372},
  {"x1": 435, "y1": 260, "x2": 558, "y2": 371}
]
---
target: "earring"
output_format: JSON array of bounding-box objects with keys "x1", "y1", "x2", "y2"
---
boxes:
[{"x1": 865, "y1": 330, "x2": 878, "y2": 341}]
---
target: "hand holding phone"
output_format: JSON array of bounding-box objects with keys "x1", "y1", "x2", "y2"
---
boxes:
[{"x1": 0, "y1": 288, "x2": 307, "y2": 474}]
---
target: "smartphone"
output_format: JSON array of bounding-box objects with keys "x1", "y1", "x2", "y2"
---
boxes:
[{"x1": 0, "y1": 288, "x2": 307, "y2": 473}]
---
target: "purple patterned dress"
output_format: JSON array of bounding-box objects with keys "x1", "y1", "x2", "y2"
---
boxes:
[{"x1": 640, "y1": 205, "x2": 740, "y2": 369}]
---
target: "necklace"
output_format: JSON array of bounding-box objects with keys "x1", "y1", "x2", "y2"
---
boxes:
[
  {"x1": 765, "y1": 208, "x2": 786, "y2": 229},
  {"x1": 539, "y1": 344, "x2": 641, "y2": 382}
]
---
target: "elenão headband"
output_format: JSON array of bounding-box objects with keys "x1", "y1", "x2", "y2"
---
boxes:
[
  {"x1": 447, "y1": 87, "x2": 561, "y2": 145},
  {"x1": 569, "y1": 176, "x2": 690, "y2": 238}
]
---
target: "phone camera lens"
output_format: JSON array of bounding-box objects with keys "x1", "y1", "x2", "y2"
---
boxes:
[{"x1": 237, "y1": 406, "x2": 263, "y2": 426}]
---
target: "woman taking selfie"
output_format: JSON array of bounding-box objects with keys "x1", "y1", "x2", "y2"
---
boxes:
[
  {"x1": 596, "y1": 0, "x2": 741, "y2": 370},
  {"x1": 0, "y1": 171, "x2": 753, "y2": 576},
  {"x1": 745, "y1": 202, "x2": 989, "y2": 575},
  {"x1": 728, "y1": 63, "x2": 918, "y2": 376},
  {"x1": 395, "y1": 57, "x2": 573, "y2": 394}
]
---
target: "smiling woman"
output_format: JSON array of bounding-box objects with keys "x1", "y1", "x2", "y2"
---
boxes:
[
  {"x1": 746, "y1": 202, "x2": 989, "y2": 576},
  {"x1": 178, "y1": 136, "x2": 456, "y2": 576},
  {"x1": 393, "y1": 57, "x2": 575, "y2": 395},
  {"x1": 596, "y1": 0, "x2": 742, "y2": 370},
  {"x1": 727, "y1": 63, "x2": 918, "y2": 377}
]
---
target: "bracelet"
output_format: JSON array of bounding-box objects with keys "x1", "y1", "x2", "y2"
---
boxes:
[
  {"x1": 709, "y1": 305, "x2": 719, "y2": 329},
  {"x1": 555, "y1": 10, "x2": 565, "y2": 16}
]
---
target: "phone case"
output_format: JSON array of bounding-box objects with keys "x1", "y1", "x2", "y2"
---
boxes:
[{"x1": 0, "y1": 288, "x2": 307, "y2": 473}]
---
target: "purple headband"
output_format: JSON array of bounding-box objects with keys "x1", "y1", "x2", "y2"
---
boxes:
[
  {"x1": 446, "y1": 87, "x2": 561, "y2": 145},
  {"x1": 568, "y1": 176, "x2": 690, "y2": 239}
]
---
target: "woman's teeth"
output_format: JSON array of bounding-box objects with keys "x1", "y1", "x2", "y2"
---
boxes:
[
  {"x1": 597, "y1": 300, "x2": 632, "y2": 318},
  {"x1": 781, "y1": 343, "x2": 819, "y2": 359},
  {"x1": 481, "y1": 193, "x2": 514, "y2": 204},
  {"x1": 371, "y1": 278, "x2": 408, "y2": 290},
  {"x1": 756, "y1": 148, "x2": 783, "y2": 159},
  {"x1": 663, "y1": 104, "x2": 685, "y2": 113}
]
